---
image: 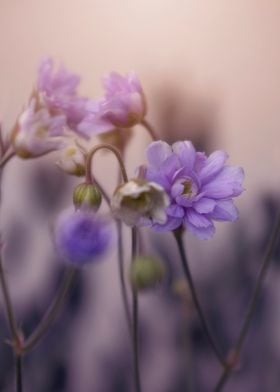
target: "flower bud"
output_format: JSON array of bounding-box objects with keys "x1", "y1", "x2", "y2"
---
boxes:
[
  {"x1": 73, "y1": 182, "x2": 102, "y2": 211},
  {"x1": 129, "y1": 256, "x2": 165, "y2": 291}
]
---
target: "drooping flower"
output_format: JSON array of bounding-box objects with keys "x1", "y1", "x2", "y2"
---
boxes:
[
  {"x1": 11, "y1": 97, "x2": 66, "y2": 158},
  {"x1": 56, "y1": 140, "x2": 86, "y2": 176},
  {"x1": 111, "y1": 178, "x2": 169, "y2": 227},
  {"x1": 78, "y1": 71, "x2": 146, "y2": 136},
  {"x1": 37, "y1": 57, "x2": 88, "y2": 133},
  {"x1": 141, "y1": 140, "x2": 244, "y2": 239},
  {"x1": 55, "y1": 210, "x2": 113, "y2": 266}
]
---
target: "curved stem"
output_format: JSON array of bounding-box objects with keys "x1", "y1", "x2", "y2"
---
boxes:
[
  {"x1": 23, "y1": 267, "x2": 77, "y2": 353},
  {"x1": 0, "y1": 257, "x2": 19, "y2": 344},
  {"x1": 131, "y1": 227, "x2": 141, "y2": 392},
  {"x1": 85, "y1": 144, "x2": 128, "y2": 184},
  {"x1": 141, "y1": 119, "x2": 158, "y2": 141},
  {"x1": 85, "y1": 145, "x2": 132, "y2": 333},
  {"x1": 173, "y1": 230, "x2": 227, "y2": 368},
  {"x1": 214, "y1": 212, "x2": 280, "y2": 391},
  {"x1": 16, "y1": 354, "x2": 23, "y2": 392},
  {"x1": 0, "y1": 150, "x2": 15, "y2": 169}
]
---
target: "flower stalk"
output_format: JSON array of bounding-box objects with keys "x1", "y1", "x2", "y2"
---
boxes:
[
  {"x1": 174, "y1": 229, "x2": 227, "y2": 368},
  {"x1": 214, "y1": 212, "x2": 280, "y2": 391}
]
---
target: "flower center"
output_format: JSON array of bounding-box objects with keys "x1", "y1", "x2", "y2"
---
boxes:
[{"x1": 182, "y1": 180, "x2": 196, "y2": 198}]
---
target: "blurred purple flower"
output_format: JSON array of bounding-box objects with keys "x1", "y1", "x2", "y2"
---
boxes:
[
  {"x1": 142, "y1": 140, "x2": 244, "y2": 239},
  {"x1": 55, "y1": 210, "x2": 113, "y2": 266},
  {"x1": 38, "y1": 57, "x2": 88, "y2": 133},
  {"x1": 12, "y1": 98, "x2": 66, "y2": 158},
  {"x1": 78, "y1": 71, "x2": 146, "y2": 136}
]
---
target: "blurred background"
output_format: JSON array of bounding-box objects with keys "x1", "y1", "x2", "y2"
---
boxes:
[{"x1": 0, "y1": 0, "x2": 280, "y2": 391}]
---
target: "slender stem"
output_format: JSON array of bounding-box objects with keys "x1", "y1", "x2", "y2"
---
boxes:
[
  {"x1": 85, "y1": 144, "x2": 128, "y2": 184},
  {"x1": 0, "y1": 125, "x2": 4, "y2": 157},
  {"x1": 0, "y1": 150, "x2": 15, "y2": 169},
  {"x1": 23, "y1": 268, "x2": 77, "y2": 353},
  {"x1": 214, "y1": 212, "x2": 280, "y2": 391},
  {"x1": 131, "y1": 227, "x2": 141, "y2": 392},
  {"x1": 141, "y1": 119, "x2": 158, "y2": 141},
  {"x1": 0, "y1": 256, "x2": 19, "y2": 343},
  {"x1": 117, "y1": 221, "x2": 132, "y2": 334},
  {"x1": 16, "y1": 354, "x2": 23, "y2": 392},
  {"x1": 94, "y1": 178, "x2": 110, "y2": 206},
  {"x1": 174, "y1": 230, "x2": 227, "y2": 368}
]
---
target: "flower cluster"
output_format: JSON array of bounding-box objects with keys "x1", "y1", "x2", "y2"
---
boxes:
[
  {"x1": 5, "y1": 56, "x2": 245, "y2": 269},
  {"x1": 11, "y1": 58, "x2": 146, "y2": 162}
]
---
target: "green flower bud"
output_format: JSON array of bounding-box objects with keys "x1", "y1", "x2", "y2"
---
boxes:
[
  {"x1": 73, "y1": 183, "x2": 102, "y2": 211},
  {"x1": 129, "y1": 256, "x2": 165, "y2": 291}
]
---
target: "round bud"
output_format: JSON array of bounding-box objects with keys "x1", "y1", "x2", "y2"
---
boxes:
[
  {"x1": 73, "y1": 183, "x2": 102, "y2": 212},
  {"x1": 129, "y1": 256, "x2": 165, "y2": 291}
]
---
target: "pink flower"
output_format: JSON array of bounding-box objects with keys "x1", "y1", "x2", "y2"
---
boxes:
[
  {"x1": 38, "y1": 58, "x2": 88, "y2": 133},
  {"x1": 78, "y1": 72, "x2": 146, "y2": 137},
  {"x1": 12, "y1": 98, "x2": 66, "y2": 158}
]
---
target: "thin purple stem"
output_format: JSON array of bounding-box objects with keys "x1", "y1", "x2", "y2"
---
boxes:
[{"x1": 214, "y1": 212, "x2": 280, "y2": 391}]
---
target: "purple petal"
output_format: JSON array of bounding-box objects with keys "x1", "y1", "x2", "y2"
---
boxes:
[
  {"x1": 199, "y1": 150, "x2": 228, "y2": 184},
  {"x1": 171, "y1": 182, "x2": 184, "y2": 198},
  {"x1": 172, "y1": 141, "x2": 196, "y2": 170},
  {"x1": 145, "y1": 167, "x2": 171, "y2": 190},
  {"x1": 185, "y1": 209, "x2": 212, "y2": 228},
  {"x1": 193, "y1": 198, "x2": 216, "y2": 213},
  {"x1": 202, "y1": 166, "x2": 245, "y2": 199},
  {"x1": 160, "y1": 155, "x2": 180, "y2": 179},
  {"x1": 184, "y1": 219, "x2": 215, "y2": 240},
  {"x1": 208, "y1": 200, "x2": 239, "y2": 221},
  {"x1": 146, "y1": 141, "x2": 172, "y2": 168},
  {"x1": 166, "y1": 204, "x2": 185, "y2": 218},
  {"x1": 152, "y1": 217, "x2": 182, "y2": 232}
]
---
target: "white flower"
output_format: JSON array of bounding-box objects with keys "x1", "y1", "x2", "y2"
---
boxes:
[
  {"x1": 56, "y1": 140, "x2": 86, "y2": 176},
  {"x1": 111, "y1": 179, "x2": 169, "y2": 226}
]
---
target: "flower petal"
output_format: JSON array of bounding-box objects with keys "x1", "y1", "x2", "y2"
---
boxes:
[
  {"x1": 199, "y1": 150, "x2": 228, "y2": 184},
  {"x1": 146, "y1": 141, "x2": 172, "y2": 168},
  {"x1": 208, "y1": 200, "x2": 239, "y2": 221},
  {"x1": 202, "y1": 166, "x2": 245, "y2": 199},
  {"x1": 166, "y1": 204, "x2": 185, "y2": 218},
  {"x1": 172, "y1": 141, "x2": 196, "y2": 170},
  {"x1": 184, "y1": 219, "x2": 215, "y2": 240},
  {"x1": 152, "y1": 217, "x2": 182, "y2": 232},
  {"x1": 185, "y1": 209, "x2": 212, "y2": 228},
  {"x1": 193, "y1": 198, "x2": 216, "y2": 213}
]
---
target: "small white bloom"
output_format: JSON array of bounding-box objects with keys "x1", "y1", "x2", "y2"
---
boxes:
[
  {"x1": 111, "y1": 179, "x2": 169, "y2": 226},
  {"x1": 56, "y1": 140, "x2": 86, "y2": 176}
]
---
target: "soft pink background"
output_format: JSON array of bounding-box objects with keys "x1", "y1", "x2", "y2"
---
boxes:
[{"x1": 0, "y1": 1, "x2": 280, "y2": 391}]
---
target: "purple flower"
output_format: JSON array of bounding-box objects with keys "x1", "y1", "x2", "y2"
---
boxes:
[
  {"x1": 142, "y1": 140, "x2": 244, "y2": 239},
  {"x1": 12, "y1": 97, "x2": 66, "y2": 158},
  {"x1": 78, "y1": 71, "x2": 146, "y2": 136},
  {"x1": 55, "y1": 210, "x2": 113, "y2": 266},
  {"x1": 38, "y1": 57, "x2": 88, "y2": 133}
]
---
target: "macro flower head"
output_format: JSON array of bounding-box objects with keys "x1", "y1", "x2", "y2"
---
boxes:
[
  {"x1": 55, "y1": 210, "x2": 113, "y2": 266},
  {"x1": 38, "y1": 57, "x2": 88, "y2": 133},
  {"x1": 141, "y1": 140, "x2": 244, "y2": 239},
  {"x1": 111, "y1": 178, "x2": 169, "y2": 227},
  {"x1": 11, "y1": 97, "x2": 66, "y2": 158},
  {"x1": 78, "y1": 71, "x2": 146, "y2": 136}
]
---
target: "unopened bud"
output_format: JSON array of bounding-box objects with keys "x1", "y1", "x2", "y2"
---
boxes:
[
  {"x1": 73, "y1": 183, "x2": 102, "y2": 211},
  {"x1": 129, "y1": 256, "x2": 165, "y2": 291}
]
